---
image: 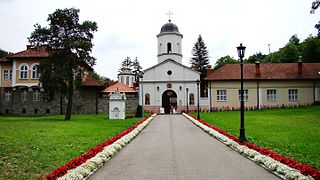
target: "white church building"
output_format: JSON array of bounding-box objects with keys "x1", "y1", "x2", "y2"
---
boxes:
[{"x1": 139, "y1": 19, "x2": 209, "y2": 114}]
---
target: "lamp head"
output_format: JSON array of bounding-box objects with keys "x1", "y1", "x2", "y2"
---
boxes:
[{"x1": 237, "y1": 43, "x2": 246, "y2": 59}]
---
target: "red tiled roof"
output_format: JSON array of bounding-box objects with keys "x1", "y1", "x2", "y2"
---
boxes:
[
  {"x1": 82, "y1": 75, "x2": 103, "y2": 87},
  {"x1": 101, "y1": 82, "x2": 136, "y2": 93},
  {"x1": 7, "y1": 45, "x2": 50, "y2": 58},
  {"x1": 0, "y1": 57, "x2": 9, "y2": 62},
  {"x1": 206, "y1": 63, "x2": 320, "y2": 80}
]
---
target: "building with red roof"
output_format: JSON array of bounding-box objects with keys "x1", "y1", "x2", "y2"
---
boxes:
[{"x1": 205, "y1": 61, "x2": 320, "y2": 110}]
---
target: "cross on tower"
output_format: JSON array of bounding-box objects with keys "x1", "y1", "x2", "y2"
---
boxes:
[{"x1": 166, "y1": 11, "x2": 173, "y2": 22}]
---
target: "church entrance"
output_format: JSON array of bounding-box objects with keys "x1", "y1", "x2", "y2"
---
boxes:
[{"x1": 162, "y1": 90, "x2": 177, "y2": 114}]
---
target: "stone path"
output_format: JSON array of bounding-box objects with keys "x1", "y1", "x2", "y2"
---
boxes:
[{"x1": 90, "y1": 114, "x2": 278, "y2": 180}]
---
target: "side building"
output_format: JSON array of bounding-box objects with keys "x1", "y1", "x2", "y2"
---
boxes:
[
  {"x1": 0, "y1": 45, "x2": 104, "y2": 115},
  {"x1": 206, "y1": 61, "x2": 320, "y2": 110}
]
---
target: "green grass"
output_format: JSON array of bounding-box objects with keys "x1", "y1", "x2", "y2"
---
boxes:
[
  {"x1": 193, "y1": 106, "x2": 320, "y2": 170},
  {"x1": 0, "y1": 114, "x2": 142, "y2": 180}
]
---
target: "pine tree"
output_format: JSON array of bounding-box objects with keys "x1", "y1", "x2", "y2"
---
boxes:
[
  {"x1": 190, "y1": 35, "x2": 210, "y2": 78},
  {"x1": 119, "y1": 57, "x2": 132, "y2": 72},
  {"x1": 132, "y1": 57, "x2": 143, "y2": 83},
  {"x1": 189, "y1": 35, "x2": 210, "y2": 97}
]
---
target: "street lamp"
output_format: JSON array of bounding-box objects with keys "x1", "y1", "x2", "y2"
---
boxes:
[
  {"x1": 139, "y1": 72, "x2": 144, "y2": 118},
  {"x1": 196, "y1": 79, "x2": 200, "y2": 119},
  {"x1": 237, "y1": 43, "x2": 247, "y2": 142},
  {"x1": 186, "y1": 88, "x2": 189, "y2": 113}
]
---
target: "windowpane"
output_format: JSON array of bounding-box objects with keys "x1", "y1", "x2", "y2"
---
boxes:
[
  {"x1": 238, "y1": 90, "x2": 248, "y2": 101},
  {"x1": 189, "y1": 93, "x2": 195, "y2": 105},
  {"x1": 33, "y1": 90, "x2": 41, "y2": 101},
  {"x1": 145, "y1": 93, "x2": 150, "y2": 105},
  {"x1": 32, "y1": 65, "x2": 39, "y2": 79},
  {"x1": 267, "y1": 90, "x2": 277, "y2": 101},
  {"x1": 217, "y1": 90, "x2": 227, "y2": 101},
  {"x1": 20, "y1": 65, "x2": 28, "y2": 79},
  {"x1": 289, "y1": 89, "x2": 298, "y2": 101},
  {"x1": 4, "y1": 91, "x2": 11, "y2": 101},
  {"x1": 21, "y1": 90, "x2": 28, "y2": 101}
]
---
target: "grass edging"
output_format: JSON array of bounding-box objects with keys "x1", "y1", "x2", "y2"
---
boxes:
[
  {"x1": 44, "y1": 114, "x2": 156, "y2": 180},
  {"x1": 183, "y1": 113, "x2": 319, "y2": 180}
]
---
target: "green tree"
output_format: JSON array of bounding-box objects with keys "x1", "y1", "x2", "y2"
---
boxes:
[
  {"x1": 0, "y1": 49, "x2": 11, "y2": 58},
  {"x1": 119, "y1": 57, "x2": 132, "y2": 71},
  {"x1": 131, "y1": 57, "x2": 143, "y2": 84},
  {"x1": 213, "y1": 55, "x2": 238, "y2": 70},
  {"x1": 247, "y1": 52, "x2": 267, "y2": 63},
  {"x1": 28, "y1": 8, "x2": 98, "y2": 120},
  {"x1": 189, "y1": 35, "x2": 210, "y2": 97},
  {"x1": 302, "y1": 35, "x2": 320, "y2": 62},
  {"x1": 89, "y1": 71, "x2": 106, "y2": 82},
  {"x1": 189, "y1": 35, "x2": 210, "y2": 77}
]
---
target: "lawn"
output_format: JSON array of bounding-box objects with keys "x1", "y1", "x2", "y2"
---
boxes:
[
  {"x1": 0, "y1": 114, "x2": 142, "y2": 180},
  {"x1": 193, "y1": 105, "x2": 320, "y2": 170}
]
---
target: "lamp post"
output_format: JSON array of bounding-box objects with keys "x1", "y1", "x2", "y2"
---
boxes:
[
  {"x1": 186, "y1": 88, "x2": 189, "y2": 113},
  {"x1": 140, "y1": 72, "x2": 144, "y2": 118},
  {"x1": 237, "y1": 43, "x2": 247, "y2": 142},
  {"x1": 196, "y1": 79, "x2": 200, "y2": 119}
]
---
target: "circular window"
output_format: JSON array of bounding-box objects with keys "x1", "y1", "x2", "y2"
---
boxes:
[{"x1": 167, "y1": 70, "x2": 172, "y2": 75}]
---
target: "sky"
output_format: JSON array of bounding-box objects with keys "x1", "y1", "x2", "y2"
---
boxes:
[{"x1": 0, "y1": 0, "x2": 319, "y2": 80}]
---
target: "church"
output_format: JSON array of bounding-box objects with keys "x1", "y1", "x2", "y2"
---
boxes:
[{"x1": 139, "y1": 19, "x2": 208, "y2": 114}]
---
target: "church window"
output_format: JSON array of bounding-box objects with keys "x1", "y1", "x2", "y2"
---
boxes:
[
  {"x1": 167, "y1": 70, "x2": 172, "y2": 75},
  {"x1": 177, "y1": 43, "x2": 180, "y2": 53},
  {"x1": 19, "y1": 64, "x2": 28, "y2": 79},
  {"x1": 145, "y1": 93, "x2": 150, "y2": 105},
  {"x1": 121, "y1": 76, "x2": 124, "y2": 83},
  {"x1": 126, "y1": 76, "x2": 129, "y2": 85},
  {"x1": 31, "y1": 64, "x2": 39, "y2": 79},
  {"x1": 189, "y1": 93, "x2": 195, "y2": 105},
  {"x1": 157, "y1": 86, "x2": 160, "y2": 91},
  {"x1": 167, "y1": 43, "x2": 172, "y2": 53}
]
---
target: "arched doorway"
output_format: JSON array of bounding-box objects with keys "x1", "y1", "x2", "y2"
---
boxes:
[{"x1": 162, "y1": 90, "x2": 177, "y2": 114}]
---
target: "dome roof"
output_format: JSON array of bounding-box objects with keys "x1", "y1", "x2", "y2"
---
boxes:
[{"x1": 160, "y1": 20, "x2": 180, "y2": 33}]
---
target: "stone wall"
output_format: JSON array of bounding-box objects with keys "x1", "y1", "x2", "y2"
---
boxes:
[{"x1": 0, "y1": 87, "x2": 139, "y2": 116}]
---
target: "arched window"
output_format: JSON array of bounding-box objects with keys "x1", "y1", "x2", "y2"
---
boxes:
[
  {"x1": 19, "y1": 64, "x2": 28, "y2": 79},
  {"x1": 189, "y1": 93, "x2": 195, "y2": 105},
  {"x1": 177, "y1": 43, "x2": 180, "y2": 53},
  {"x1": 31, "y1": 64, "x2": 39, "y2": 79},
  {"x1": 167, "y1": 42, "x2": 172, "y2": 53},
  {"x1": 145, "y1": 93, "x2": 150, "y2": 105},
  {"x1": 126, "y1": 76, "x2": 129, "y2": 85},
  {"x1": 121, "y1": 76, "x2": 124, "y2": 83}
]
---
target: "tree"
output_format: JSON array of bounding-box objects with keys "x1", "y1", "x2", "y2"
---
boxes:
[
  {"x1": 131, "y1": 57, "x2": 143, "y2": 84},
  {"x1": 213, "y1": 55, "x2": 238, "y2": 70},
  {"x1": 119, "y1": 57, "x2": 132, "y2": 71},
  {"x1": 89, "y1": 71, "x2": 106, "y2": 82},
  {"x1": 0, "y1": 49, "x2": 11, "y2": 58},
  {"x1": 28, "y1": 8, "x2": 98, "y2": 120},
  {"x1": 190, "y1": 35, "x2": 210, "y2": 77},
  {"x1": 302, "y1": 35, "x2": 320, "y2": 62},
  {"x1": 311, "y1": 0, "x2": 320, "y2": 37},
  {"x1": 189, "y1": 35, "x2": 210, "y2": 97},
  {"x1": 247, "y1": 52, "x2": 267, "y2": 63}
]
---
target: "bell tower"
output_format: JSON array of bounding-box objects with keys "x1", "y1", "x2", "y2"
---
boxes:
[{"x1": 157, "y1": 16, "x2": 183, "y2": 64}]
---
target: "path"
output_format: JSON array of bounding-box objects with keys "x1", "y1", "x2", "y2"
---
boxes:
[{"x1": 90, "y1": 115, "x2": 278, "y2": 180}]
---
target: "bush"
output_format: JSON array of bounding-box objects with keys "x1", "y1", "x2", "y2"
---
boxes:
[{"x1": 135, "y1": 105, "x2": 142, "y2": 117}]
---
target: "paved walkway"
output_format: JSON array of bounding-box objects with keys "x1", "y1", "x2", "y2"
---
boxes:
[{"x1": 90, "y1": 115, "x2": 278, "y2": 180}]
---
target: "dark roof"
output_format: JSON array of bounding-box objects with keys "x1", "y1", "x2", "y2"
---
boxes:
[
  {"x1": 81, "y1": 74, "x2": 103, "y2": 87},
  {"x1": 206, "y1": 63, "x2": 320, "y2": 80},
  {"x1": 160, "y1": 20, "x2": 180, "y2": 33},
  {"x1": 7, "y1": 45, "x2": 50, "y2": 58},
  {"x1": 101, "y1": 82, "x2": 136, "y2": 93}
]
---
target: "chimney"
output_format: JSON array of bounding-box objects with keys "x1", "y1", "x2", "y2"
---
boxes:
[
  {"x1": 298, "y1": 60, "x2": 302, "y2": 75},
  {"x1": 207, "y1": 65, "x2": 212, "y2": 77},
  {"x1": 26, "y1": 45, "x2": 32, "y2": 50},
  {"x1": 255, "y1": 61, "x2": 261, "y2": 76}
]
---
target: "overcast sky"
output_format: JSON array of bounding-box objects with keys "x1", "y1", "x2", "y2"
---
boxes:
[{"x1": 0, "y1": 0, "x2": 319, "y2": 80}]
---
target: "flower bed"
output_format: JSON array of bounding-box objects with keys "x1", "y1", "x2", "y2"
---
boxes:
[
  {"x1": 43, "y1": 114, "x2": 156, "y2": 180},
  {"x1": 183, "y1": 113, "x2": 320, "y2": 180}
]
